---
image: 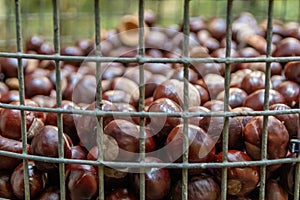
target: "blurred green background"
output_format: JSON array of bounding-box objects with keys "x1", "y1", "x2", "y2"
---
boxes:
[{"x1": 0, "y1": 0, "x2": 299, "y2": 51}]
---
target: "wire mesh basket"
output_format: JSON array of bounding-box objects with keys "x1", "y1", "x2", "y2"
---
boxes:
[{"x1": 0, "y1": 0, "x2": 300, "y2": 200}]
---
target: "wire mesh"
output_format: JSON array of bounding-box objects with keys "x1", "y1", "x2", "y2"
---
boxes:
[{"x1": 0, "y1": 0, "x2": 300, "y2": 200}]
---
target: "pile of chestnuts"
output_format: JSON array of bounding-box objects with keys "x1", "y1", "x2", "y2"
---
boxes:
[{"x1": 0, "y1": 10, "x2": 300, "y2": 200}]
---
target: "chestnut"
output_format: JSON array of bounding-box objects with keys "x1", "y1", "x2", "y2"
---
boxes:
[
  {"x1": 203, "y1": 99, "x2": 231, "y2": 111},
  {"x1": 25, "y1": 35, "x2": 45, "y2": 52},
  {"x1": 145, "y1": 30, "x2": 168, "y2": 50},
  {"x1": 106, "y1": 188, "x2": 137, "y2": 200},
  {"x1": 147, "y1": 98, "x2": 182, "y2": 141},
  {"x1": 284, "y1": 61, "x2": 300, "y2": 84},
  {"x1": 104, "y1": 119, "x2": 140, "y2": 162},
  {"x1": 71, "y1": 145, "x2": 87, "y2": 160},
  {"x1": 202, "y1": 74, "x2": 225, "y2": 99},
  {"x1": 31, "y1": 125, "x2": 72, "y2": 172},
  {"x1": 243, "y1": 116, "x2": 289, "y2": 172},
  {"x1": 111, "y1": 77, "x2": 140, "y2": 105},
  {"x1": 0, "y1": 99, "x2": 45, "y2": 140},
  {"x1": 194, "y1": 84, "x2": 210, "y2": 105},
  {"x1": 215, "y1": 150, "x2": 259, "y2": 197},
  {"x1": 145, "y1": 74, "x2": 168, "y2": 98},
  {"x1": 271, "y1": 75, "x2": 286, "y2": 89},
  {"x1": 171, "y1": 65, "x2": 198, "y2": 84},
  {"x1": 275, "y1": 80, "x2": 300, "y2": 107},
  {"x1": 172, "y1": 173, "x2": 221, "y2": 200},
  {"x1": 103, "y1": 90, "x2": 135, "y2": 106},
  {"x1": 10, "y1": 161, "x2": 47, "y2": 199},
  {"x1": 0, "y1": 170, "x2": 14, "y2": 199},
  {"x1": 66, "y1": 164, "x2": 98, "y2": 200},
  {"x1": 165, "y1": 124, "x2": 216, "y2": 173},
  {"x1": 45, "y1": 100, "x2": 81, "y2": 144},
  {"x1": 72, "y1": 75, "x2": 97, "y2": 104},
  {"x1": 230, "y1": 69, "x2": 252, "y2": 88},
  {"x1": 62, "y1": 72, "x2": 83, "y2": 101},
  {"x1": 207, "y1": 17, "x2": 227, "y2": 40},
  {"x1": 0, "y1": 57, "x2": 27, "y2": 78},
  {"x1": 38, "y1": 42, "x2": 55, "y2": 55},
  {"x1": 24, "y1": 74, "x2": 54, "y2": 98},
  {"x1": 243, "y1": 89, "x2": 285, "y2": 110},
  {"x1": 31, "y1": 95, "x2": 57, "y2": 108},
  {"x1": 101, "y1": 62, "x2": 126, "y2": 80},
  {"x1": 143, "y1": 63, "x2": 174, "y2": 77},
  {"x1": 269, "y1": 103, "x2": 299, "y2": 138},
  {"x1": 266, "y1": 179, "x2": 288, "y2": 200},
  {"x1": 75, "y1": 38, "x2": 95, "y2": 56},
  {"x1": 216, "y1": 88, "x2": 248, "y2": 108},
  {"x1": 241, "y1": 71, "x2": 267, "y2": 94},
  {"x1": 37, "y1": 186, "x2": 60, "y2": 200},
  {"x1": 0, "y1": 90, "x2": 21, "y2": 103},
  {"x1": 0, "y1": 135, "x2": 30, "y2": 170},
  {"x1": 153, "y1": 79, "x2": 200, "y2": 108},
  {"x1": 273, "y1": 37, "x2": 300, "y2": 57},
  {"x1": 131, "y1": 157, "x2": 171, "y2": 200},
  {"x1": 76, "y1": 100, "x2": 118, "y2": 150}
]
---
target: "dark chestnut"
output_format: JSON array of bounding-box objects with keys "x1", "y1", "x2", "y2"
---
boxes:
[
  {"x1": 37, "y1": 186, "x2": 60, "y2": 200},
  {"x1": 202, "y1": 74, "x2": 225, "y2": 99},
  {"x1": 38, "y1": 42, "x2": 55, "y2": 55},
  {"x1": 0, "y1": 135, "x2": 30, "y2": 170},
  {"x1": 0, "y1": 57, "x2": 27, "y2": 78},
  {"x1": 75, "y1": 38, "x2": 95, "y2": 56},
  {"x1": 0, "y1": 90, "x2": 21, "y2": 103},
  {"x1": 271, "y1": 75, "x2": 286, "y2": 89},
  {"x1": 273, "y1": 37, "x2": 300, "y2": 57},
  {"x1": 284, "y1": 61, "x2": 300, "y2": 84},
  {"x1": 72, "y1": 75, "x2": 97, "y2": 104},
  {"x1": 103, "y1": 90, "x2": 135, "y2": 106},
  {"x1": 25, "y1": 35, "x2": 45, "y2": 52},
  {"x1": 230, "y1": 69, "x2": 252, "y2": 88},
  {"x1": 216, "y1": 88, "x2": 248, "y2": 108},
  {"x1": 153, "y1": 79, "x2": 200, "y2": 108},
  {"x1": 66, "y1": 164, "x2": 98, "y2": 200},
  {"x1": 165, "y1": 124, "x2": 216, "y2": 172},
  {"x1": 45, "y1": 100, "x2": 81, "y2": 144},
  {"x1": 269, "y1": 103, "x2": 299, "y2": 138},
  {"x1": 172, "y1": 173, "x2": 220, "y2": 200},
  {"x1": 241, "y1": 71, "x2": 266, "y2": 94},
  {"x1": 215, "y1": 150, "x2": 259, "y2": 197},
  {"x1": 0, "y1": 99, "x2": 45, "y2": 140},
  {"x1": 10, "y1": 161, "x2": 47, "y2": 199},
  {"x1": 24, "y1": 74, "x2": 54, "y2": 98},
  {"x1": 171, "y1": 65, "x2": 198, "y2": 84},
  {"x1": 0, "y1": 170, "x2": 14, "y2": 199},
  {"x1": 243, "y1": 116, "x2": 289, "y2": 172},
  {"x1": 243, "y1": 89, "x2": 285, "y2": 111},
  {"x1": 145, "y1": 74, "x2": 168, "y2": 98},
  {"x1": 104, "y1": 119, "x2": 140, "y2": 162},
  {"x1": 76, "y1": 100, "x2": 118, "y2": 150},
  {"x1": 266, "y1": 179, "x2": 288, "y2": 200},
  {"x1": 132, "y1": 157, "x2": 171, "y2": 200},
  {"x1": 147, "y1": 98, "x2": 182, "y2": 140},
  {"x1": 194, "y1": 84, "x2": 210, "y2": 105},
  {"x1": 31, "y1": 125, "x2": 72, "y2": 172},
  {"x1": 106, "y1": 188, "x2": 137, "y2": 200},
  {"x1": 71, "y1": 145, "x2": 87, "y2": 160},
  {"x1": 275, "y1": 80, "x2": 300, "y2": 107},
  {"x1": 207, "y1": 17, "x2": 227, "y2": 40}
]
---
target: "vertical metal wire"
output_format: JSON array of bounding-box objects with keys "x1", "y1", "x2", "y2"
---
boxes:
[
  {"x1": 94, "y1": 1, "x2": 105, "y2": 200},
  {"x1": 182, "y1": 0, "x2": 190, "y2": 199},
  {"x1": 295, "y1": 112, "x2": 300, "y2": 200},
  {"x1": 52, "y1": 1, "x2": 66, "y2": 200},
  {"x1": 138, "y1": 1, "x2": 146, "y2": 199},
  {"x1": 14, "y1": 0, "x2": 30, "y2": 199},
  {"x1": 38, "y1": 0, "x2": 45, "y2": 35},
  {"x1": 5, "y1": 0, "x2": 13, "y2": 50},
  {"x1": 221, "y1": 1, "x2": 233, "y2": 199},
  {"x1": 259, "y1": 0, "x2": 273, "y2": 199}
]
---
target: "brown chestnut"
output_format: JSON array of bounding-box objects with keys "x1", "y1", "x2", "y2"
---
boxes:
[
  {"x1": 24, "y1": 74, "x2": 54, "y2": 98},
  {"x1": 165, "y1": 124, "x2": 216, "y2": 172},
  {"x1": 105, "y1": 188, "x2": 137, "y2": 200},
  {"x1": 0, "y1": 170, "x2": 14, "y2": 199},
  {"x1": 266, "y1": 179, "x2": 288, "y2": 200},
  {"x1": 37, "y1": 186, "x2": 60, "y2": 200},
  {"x1": 132, "y1": 157, "x2": 171, "y2": 200},
  {"x1": 275, "y1": 80, "x2": 300, "y2": 107},
  {"x1": 215, "y1": 150, "x2": 259, "y2": 197},
  {"x1": 153, "y1": 79, "x2": 200, "y2": 108},
  {"x1": 10, "y1": 161, "x2": 47, "y2": 199},
  {"x1": 172, "y1": 173, "x2": 220, "y2": 200},
  {"x1": 243, "y1": 116, "x2": 289, "y2": 172},
  {"x1": 284, "y1": 61, "x2": 300, "y2": 84},
  {"x1": 31, "y1": 125, "x2": 72, "y2": 172},
  {"x1": 66, "y1": 164, "x2": 98, "y2": 200},
  {"x1": 243, "y1": 89, "x2": 285, "y2": 111},
  {"x1": 269, "y1": 103, "x2": 299, "y2": 138},
  {"x1": 0, "y1": 99, "x2": 45, "y2": 140},
  {"x1": 216, "y1": 88, "x2": 248, "y2": 108},
  {"x1": 241, "y1": 71, "x2": 266, "y2": 94},
  {"x1": 25, "y1": 35, "x2": 45, "y2": 52},
  {"x1": 273, "y1": 37, "x2": 300, "y2": 57},
  {"x1": 0, "y1": 57, "x2": 27, "y2": 78}
]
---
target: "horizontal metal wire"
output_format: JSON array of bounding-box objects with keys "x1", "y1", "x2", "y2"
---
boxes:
[
  {"x1": 1, "y1": 52, "x2": 300, "y2": 64},
  {"x1": 0, "y1": 149, "x2": 298, "y2": 169},
  {"x1": 0, "y1": 102, "x2": 299, "y2": 117}
]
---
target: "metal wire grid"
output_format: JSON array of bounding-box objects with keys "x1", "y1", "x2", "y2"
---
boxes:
[{"x1": 0, "y1": 0, "x2": 300, "y2": 200}]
